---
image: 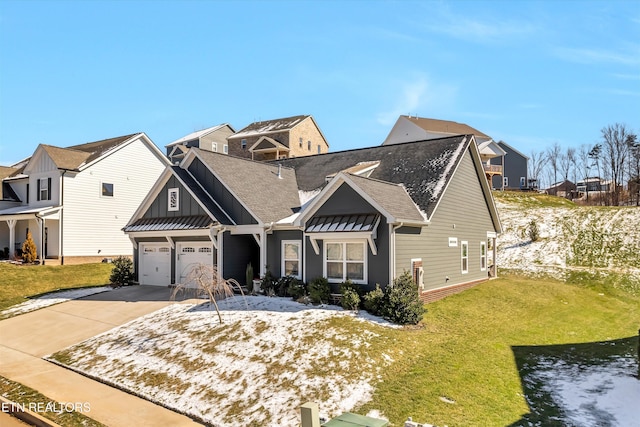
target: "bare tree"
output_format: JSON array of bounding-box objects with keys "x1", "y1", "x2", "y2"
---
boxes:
[
  {"x1": 589, "y1": 144, "x2": 603, "y2": 205},
  {"x1": 601, "y1": 123, "x2": 632, "y2": 206},
  {"x1": 529, "y1": 150, "x2": 547, "y2": 190},
  {"x1": 171, "y1": 263, "x2": 246, "y2": 324},
  {"x1": 559, "y1": 147, "x2": 577, "y2": 198},
  {"x1": 577, "y1": 144, "x2": 592, "y2": 201},
  {"x1": 546, "y1": 142, "x2": 562, "y2": 194},
  {"x1": 627, "y1": 133, "x2": 640, "y2": 205}
]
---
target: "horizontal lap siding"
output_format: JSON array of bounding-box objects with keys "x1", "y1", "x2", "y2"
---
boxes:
[
  {"x1": 63, "y1": 139, "x2": 166, "y2": 257},
  {"x1": 395, "y1": 150, "x2": 496, "y2": 292},
  {"x1": 268, "y1": 230, "x2": 303, "y2": 278}
]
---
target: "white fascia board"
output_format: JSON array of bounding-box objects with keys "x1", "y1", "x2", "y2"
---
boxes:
[
  {"x1": 78, "y1": 133, "x2": 169, "y2": 172},
  {"x1": 294, "y1": 172, "x2": 396, "y2": 227},
  {"x1": 229, "y1": 225, "x2": 264, "y2": 235},
  {"x1": 469, "y1": 137, "x2": 503, "y2": 234}
]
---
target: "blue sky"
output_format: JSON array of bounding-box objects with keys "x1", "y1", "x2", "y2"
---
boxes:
[{"x1": 1, "y1": 0, "x2": 638, "y2": 165}]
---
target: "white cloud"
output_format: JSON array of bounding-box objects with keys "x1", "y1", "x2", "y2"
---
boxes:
[
  {"x1": 376, "y1": 75, "x2": 457, "y2": 126},
  {"x1": 554, "y1": 47, "x2": 640, "y2": 66}
]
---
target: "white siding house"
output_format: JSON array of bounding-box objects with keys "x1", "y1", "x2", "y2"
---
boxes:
[{"x1": 0, "y1": 133, "x2": 168, "y2": 264}]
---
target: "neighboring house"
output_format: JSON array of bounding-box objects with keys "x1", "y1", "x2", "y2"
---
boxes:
[
  {"x1": 165, "y1": 123, "x2": 235, "y2": 164},
  {"x1": 491, "y1": 141, "x2": 531, "y2": 190},
  {"x1": 227, "y1": 115, "x2": 329, "y2": 161},
  {"x1": 124, "y1": 134, "x2": 501, "y2": 303},
  {"x1": 382, "y1": 115, "x2": 507, "y2": 188},
  {"x1": 545, "y1": 180, "x2": 577, "y2": 198},
  {"x1": 0, "y1": 133, "x2": 169, "y2": 264}
]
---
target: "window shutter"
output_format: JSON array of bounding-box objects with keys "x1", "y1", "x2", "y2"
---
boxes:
[
  {"x1": 47, "y1": 178, "x2": 51, "y2": 200},
  {"x1": 26, "y1": 183, "x2": 30, "y2": 203},
  {"x1": 37, "y1": 179, "x2": 41, "y2": 201}
]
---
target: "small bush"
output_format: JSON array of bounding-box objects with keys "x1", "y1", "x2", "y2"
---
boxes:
[
  {"x1": 245, "y1": 263, "x2": 254, "y2": 292},
  {"x1": 110, "y1": 256, "x2": 134, "y2": 286},
  {"x1": 21, "y1": 231, "x2": 38, "y2": 263},
  {"x1": 308, "y1": 277, "x2": 330, "y2": 304},
  {"x1": 341, "y1": 288, "x2": 360, "y2": 311},
  {"x1": 261, "y1": 270, "x2": 277, "y2": 296},
  {"x1": 527, "y1": 219, "x2": 540, "y2": 242},
  {"x1": 286, "y1": 277, "x2": 306, "y2": 300},
  {"x1": 363, "y1": 284, "x2": 384, "y2": 316},
  {"x1": 382, "y1": 271, "x2": 427, "y2": 325}
]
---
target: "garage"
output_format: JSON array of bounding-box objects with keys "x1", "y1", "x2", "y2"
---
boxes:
[
  {"x1": 176, "y1": 242, "x2": 215, "y2": 284},
  {"x1": 139, "y1": 243, "x2": 171, "y2": 286}
]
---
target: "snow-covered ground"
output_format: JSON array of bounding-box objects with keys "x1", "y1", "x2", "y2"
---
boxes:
[
  {"x1": 0, "y1": 286, "x2": 112, "y2": 319},
  {"x1": 47, "y1": 296, "x2": 397, "y2": 426},
  {"x1": 496, "y1": 199, "x2": 640, "y2": 279}
]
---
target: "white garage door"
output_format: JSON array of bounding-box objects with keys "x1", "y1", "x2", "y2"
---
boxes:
[
  {"x1": 139, "y1": 244, "x2": 171, "y2": 286},
  {"x1": 177, "y1": 242, "x2": 214, "y2": 284}
]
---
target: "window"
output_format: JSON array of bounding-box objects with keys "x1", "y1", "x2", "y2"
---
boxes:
[
  {"x1": 461, "y1": 241, "x2": 468, "y2": 274},
  {"x1": 307, "y1": 140, "x2": 311, "y2": 151},
  {"x1": 168, "y1": 188, "x2": 179, "y2": 211},
  {"x1": 101, "y1": 182, "x2": 114, "y2": 197},
  {"x1": 282, "y1": 240, "x2": 302, "y2": 279},
  {"x1": 223, "y1": 144, "x2": 229, "y2": 154},
  {"x1": 241, "y1": 139, "x2": 247, "y2": 150},
  {"x1": 212, "y1": 142, "x2": 218, "y2": 152},
  {"x1": 26, "y1": 183, "x2": 29, "y2": 203},
  {"x1": 182, "y1": 247, "x2": 195, "y2": 253},
  {"x1": 503, "y1": 177, "x2": 509, "y2": 187},
  {"x1": 299, "y1": 137, "x2": 303, "y2": 148},
  {"x1": 324, "y1": 241, "x2": 366, "y2": 283},
  {"x1": 480, "y1": 241, "x2": 487, "y2": 271},
  {"x1": 520, "y1": 177, "x2": 526, "y2": 188},
  {"x1": 37, "y1": 178, "x2": 51, "y2": 201},
  {"x1": 317, "y1": 145, "x2": 321, "y2": 154},
  {"x1": 199, "y1": 247, "x2": 212, "y2": 253}
]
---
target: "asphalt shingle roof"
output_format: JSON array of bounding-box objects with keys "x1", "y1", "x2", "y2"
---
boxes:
[
  {"x1": 277, "y1": 135, "x2": 471, "y2": 219},
  {"x1": 230, "y1": 115, "x2": 309, "y2": 139},
  {"x1": 192, "y1": 149, "x2": 301, "y2": 224}
]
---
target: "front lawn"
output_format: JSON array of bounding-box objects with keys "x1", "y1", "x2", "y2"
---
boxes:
[
  {"x1": 0, "y1": 262, "x2": 112, "y2": 312},
  {"x1": 48, "y1": 273, "x2": 640, "y2": 426}
]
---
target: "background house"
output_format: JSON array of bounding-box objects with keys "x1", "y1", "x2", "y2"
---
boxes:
[
  {"x1": 227, "y1": 115, "x2": 329, "y2": 161},
  {"x1": 0, "y1": 133, "x2": 168, "y2": 264},
  {"x1": 491, "y1": 141, "x2": 531, "y2": 190},
  {"x1": 545, "y1": 180, "x2": 577, "y2": 198},
  {"x1": 126, "y1": 135, "x2": 501, "y2": 303},
  {"x1": 382, "y1": 115, "x2": 507, "y2": 189},
  {"x1": 165, "y1": 124, "x2": 235, "y2": 164}
]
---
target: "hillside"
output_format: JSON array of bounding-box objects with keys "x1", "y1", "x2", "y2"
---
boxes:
[{"x1": 494, "y1": 192, "x2": 640, "y2": 294}]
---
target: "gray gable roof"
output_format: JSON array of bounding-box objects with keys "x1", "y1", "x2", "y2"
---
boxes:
[
  {"x1": 191, "y1": 149, "x2": 301, "y2": 224},
  {"x1": 277, "y1": 135, "x2": 471, "y2": 219},
  {"x1": 345, "y1": 174, "x2": 426, "y2": 223}
]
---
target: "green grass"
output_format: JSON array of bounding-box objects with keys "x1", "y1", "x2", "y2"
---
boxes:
[
  {"x1": 355, "y1": 273, "x2": 639, "y2": 426},
  {"x1": 0, "y1": 375, "x2": 106, "y2": 427},
  {"x1": 493, "y1": 190, "x2": 576, "y2": 208},
  {"x1": 0, "y1": 263, "x2": 112, "y2": 311}
]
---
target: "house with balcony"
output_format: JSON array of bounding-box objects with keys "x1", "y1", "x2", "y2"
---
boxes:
[
  {"x1": 0, "y1": 133, "x2": 168, "y2": 264},
  {"x1": 226, "y1": 115, "x2": 330, "y2": 161}
]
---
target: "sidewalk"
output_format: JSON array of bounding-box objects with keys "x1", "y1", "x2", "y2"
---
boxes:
[{"x1": 0, "y1": 286, "x2": 203, "y2": 426}]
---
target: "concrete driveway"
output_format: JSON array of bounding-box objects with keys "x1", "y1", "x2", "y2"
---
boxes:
[{"x1": 0, "y1": 285, "x2": 204, "y2": 426}]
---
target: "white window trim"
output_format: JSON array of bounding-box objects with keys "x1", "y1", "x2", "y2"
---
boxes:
[
  {"x1": 323, "y1": 240, "x2": 367, "y2": 284},
  {"x1": 461, "y1": 240, "x2": 469, "y2": 274},
  {"x1": 480, "y1": 241, "x2": 487, "y2": 271},
  {"x1": 168, "y1": 188, "x2": 179, "y2": 212},
  {"x1": 212, "y1": 142, "x2": 218, "y2": 152},
  {"x1": 38, "y1": 178, "x2": 50, "y2": 201},
  {"x1": 101, "y1": 182, "x2": 114, "y2": 198},
  {"x1": 223, "y1": 144, "x2": 229, "y2": 154},
  {"x1": 282, "y1": 240, "x2": 302, "y2": 279}
]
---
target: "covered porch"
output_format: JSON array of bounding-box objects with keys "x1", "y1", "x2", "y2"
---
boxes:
[{"x1": 0, "y1": 205, "x2": 62, "y2": 263}]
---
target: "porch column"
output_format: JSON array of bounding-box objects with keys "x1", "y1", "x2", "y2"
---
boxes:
[
  {"x1": 492, "y1": 237, "x2": 498, "y2": 278},
  {"x1": 217, "y1": 230, "x2": 224, "y2": 282},
  {"x1": 36, "y1": 217, "x2": 44, "y2": 264},
  {"x1": 7, "y1": 219, "x2": 16, "y2": 259}
]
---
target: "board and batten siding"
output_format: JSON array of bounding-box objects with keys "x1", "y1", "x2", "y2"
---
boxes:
[
  {"x1": 62, "y1": 138, "x2": 166, "y2": 257},
  {"x1": 395, "y1": 150, "x2": 496, "y2": 291},
  {"x1": 142, "y1": 175, "x2": 207, "y2": 218},
  {"x1": 187, "y1": 158, "x2": 257, "y2": 225}
]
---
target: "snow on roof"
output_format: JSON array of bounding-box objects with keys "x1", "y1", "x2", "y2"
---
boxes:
[
  {"x1": 230, "y1": 115, "x2": 309, "y2": 139},
  {"x1": 166, "y1": 124, "x2": 229, "y2": 147}
]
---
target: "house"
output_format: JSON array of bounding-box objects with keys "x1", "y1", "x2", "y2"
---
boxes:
[
  {"x1": 226, "y1": 115, "x2": 329, "y2": 161},
  {"x1": 491, "y1": 141, "x2": 531, "y2": 190},
  {"x1": 124, "y1": 134, "x2": 501, "y2": 302},
  {"x1": 545, "y1": 180, "x2": 577, "y2": 198},
  {"x1": 382, "y1": 115, "x2": 507, "y2": 188},
  {"x1": 0, "y1": 133, "x2": 169, "y2": 264},
  {"x1": 165, "y1": 124, "x2": 235, "y2": 164}
]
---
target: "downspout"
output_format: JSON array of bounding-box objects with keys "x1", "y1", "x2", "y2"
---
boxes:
[
  {"x1": 390, "y1": 222, "x2": 404, "y2": 285},
  {"x1": 60, "y1": 170, "x2": 66, "y2": 265}
]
